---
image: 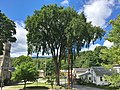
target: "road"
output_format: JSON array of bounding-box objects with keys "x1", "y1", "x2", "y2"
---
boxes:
[{"x1": 73, "y1": 85, "x2": 105, "y2": 90}]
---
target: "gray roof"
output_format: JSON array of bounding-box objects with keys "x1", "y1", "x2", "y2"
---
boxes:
[
  {"x1": 92, "y1": 67, "x2": 113, "y2": 76},
  {"x1": 79, "y1": 72, "x2": 91, "y2": 76},
  {"x1": 73, "y1": 68, "x2": 88, "y2": 72}
]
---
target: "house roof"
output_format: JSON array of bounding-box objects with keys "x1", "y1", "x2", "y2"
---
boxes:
[
  {"x1": 73, "y1": 68, "x2": 88, "y2": 72},
  {"x1": 92, "y1": 67, "x2": 113, "y2": 77},
  {"x1": 79, "y1": 72, "x2": 91, "y2": 76},
  {"x1": 60, "y1": 70, "x2": 68, "y2": 73}
]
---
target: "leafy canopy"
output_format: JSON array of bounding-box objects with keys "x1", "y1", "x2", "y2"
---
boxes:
[
  {"x1": 100, "y1": 15, "x2": 120, "y2": 87},
  {"x1": 12, "y1": 55, "x2": 33, "y2": 67},
  {"x1": 108, "y1": 15, "x2": 120, "y2": 47},
  {"x1": 25, "y1": 4, "x2": 105, "y2": 85},
  {"x1": 0, "y1": 11, "x2": 16, "y2": 54},
  {"x1": 12, "y1": 61, "x2": 39, "y2": 82}
]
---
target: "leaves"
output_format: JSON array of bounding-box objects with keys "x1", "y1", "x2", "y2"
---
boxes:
[
  {"x1": 0, "y1": 11, "x2": 16, "y2": 42},
  {"x1": 12, "y1": 62, "x2": 39, "y2": 82},
  {"x1": 11, "y1": 56, "x2": 39, "y2": 82},
  {"x1": 108, "y1": 15, "x2": 120, "y2": 46},
  {"x1": 0, "y1": 11, "x2": 16, "y2": 54},
  {"x1": 25, "y1": 4, "x2": 105, "y2": 85},
  {"x1": 12, "y1": 55, "x2": 33, "y2": 67},
  {"x1": 99, "y1": 15, "x2": 120, "y2": 87},
  {"x1": 104, "y1": 74, "x2": 120, "y2": 87},
  {"x1": 100, "y1": 46, "x2": 120, "y2": 65}
]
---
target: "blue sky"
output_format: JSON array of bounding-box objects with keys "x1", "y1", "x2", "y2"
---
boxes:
[{"x1": 0, "y1": 0, "x2": 120, "y2": 57}]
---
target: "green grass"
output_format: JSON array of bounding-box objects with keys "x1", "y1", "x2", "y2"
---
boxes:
[
  {"x1": 6, "y1": 82, "x2": 64, "y2": 90},
  {"x1": 81, "y1": 83, "x2": 119, "y2": 90}
]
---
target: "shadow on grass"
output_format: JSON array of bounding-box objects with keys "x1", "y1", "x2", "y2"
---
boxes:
[{"x1": 19, "y1": 86, "x2": 50, "y2": 90}]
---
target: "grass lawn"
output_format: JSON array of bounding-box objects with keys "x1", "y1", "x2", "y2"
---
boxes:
[
  {"x1": 81, "y1": 83, "x2": 119, "y2": 90},
  {"x1": 4, "y1": 82, "x2": 65, "y2": 90}
]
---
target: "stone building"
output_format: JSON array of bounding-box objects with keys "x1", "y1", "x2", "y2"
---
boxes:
[{"x1": 0, "y1": 42, "x2": 12, "y2": 85}]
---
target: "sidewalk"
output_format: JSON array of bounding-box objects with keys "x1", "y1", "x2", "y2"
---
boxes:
[{"x1": 3, "y1": 85, "x2": 21, "y2": 90}]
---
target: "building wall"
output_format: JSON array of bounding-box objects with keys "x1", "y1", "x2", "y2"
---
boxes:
[
  {"x1": 95, "y1": 76, "x2": 109, "y2": 85},
  {"x1": 113, "y1": 67, "x2": 120, "y2": 73},
  {"x1": 90, "y1": 67, "x2": 109, "y2": 85},
  {"x1": 0, "y1": 42, "x2": 12, "y2": 85}
]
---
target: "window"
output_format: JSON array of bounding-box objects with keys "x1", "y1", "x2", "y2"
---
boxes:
[
  {"x1": 94, "y1": 77, "x2": 96, "y2": 82},
  {"x1": 105, "y1": 79, "x2": 107, "y2": 81},
  {"x1": 100, "y1": 77, "x2": 103, "y2": 81},
  {"x1": 89, "y1": 77, "x2": 91, "y2": 80}
]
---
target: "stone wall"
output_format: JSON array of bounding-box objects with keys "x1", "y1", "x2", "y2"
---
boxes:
[{"x1": 0, "y1": 41, "x2": 12, "y2": 85}]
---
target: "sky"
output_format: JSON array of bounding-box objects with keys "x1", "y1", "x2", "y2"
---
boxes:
[{"x1": 0, "y1": 0, "x2": 120, "y2": 57}]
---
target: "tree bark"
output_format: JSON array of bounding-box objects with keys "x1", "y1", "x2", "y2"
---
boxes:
[
  {"x1": 24, "y1": 81, "x2": 26, "y2": 90},
  {"x1": 53, "y1": 56, "x2": 60, "y2": 85},
  {"x1": 68, "y1": 47, "x2": 71, "y2": 90}
]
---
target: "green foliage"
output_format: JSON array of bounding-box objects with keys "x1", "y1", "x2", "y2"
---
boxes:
[
  {"x1": 25, "y1": 4, "x2": 105, "y2": 85},
  {"x1": 32, "y1": 58, "x2": 54, "y2": 74},
  {"x1": 94, "y1": 46, "x2": 108, "y2": 64},
  {"x1": 65, "y1": 13, "x2": 105, "y2": 54},
  {"x1": 108, "y1": 15, "x2": 120, "y2": 46},
  {"x1": 104, "y1": 74, "x2": 120, "y2": 87},
  {"x1": 11, "y1": 56, "x2": 39, "y2": 89},
  {"x1": 11, "y1": 61, "x2": 39, "y2": 88},
  {"x1": 74, "y1": 51, "x2": 98, "y2": 68},
  {"x1": 61, "y1": 60, "x2": 68, "y2": 69},
  {"x1": 12, "y1": 55, "x2": 33, "y2": 67},
  {"x1": 25, "y1": 4, "x2": 67, "y2": 56},
  {"x1": 73, "y1": 46, "x2": 107, "y2": 68},
  {"x1": 25, "y1": 4, "x2": 78, "y2": 85},
  {"x1": 0, "y1": 11, "x2": 16, "y2": 54},
  {"x1": 46, "y1": 59, "x2": 55, "y2": 76},
  {"x1": 100, "y1": 46, "x2": 120, "y2": 65},
  {"x1": 100, "y1": 15, "x2": 120, "y2": 88},
  {"x1": 100, "y1": 15, "x2": 120, "y2": 65}
]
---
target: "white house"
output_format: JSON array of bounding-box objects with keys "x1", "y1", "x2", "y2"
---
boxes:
[
  {"x1": 90, "y1": 67, "x2": 113, "y2": 85},
  {"x1": 38, "y1": 70, "x2": 45, "y2": 78},
  {"x1": 72, "y1": 68, "x2": 89, "y2": 79},
  {"x1": 60, "y1": 70, "x2": 68, "y2": 77},
  {"x1": 79, "y1": 72, "x2": 92, "y2": 83},
  {"x1": 113, "y1": 65, "x2": 120, "y2": 73}
]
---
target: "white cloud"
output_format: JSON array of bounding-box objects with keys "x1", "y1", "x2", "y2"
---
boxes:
[
  {"x1": 103, "y1": 40, "x2": 113, "y2": 48},
  {"x1": 81, "y1": 43, "x2": 101, "y2": 51},
  {"x1": 78, "y1": 8, "x2": 83, "y2": 14},
  {"x1": 84, "y1": 0, "x2": 114, "y2": 27},
  {"x1": 10, "y1": 21, "x2": 28, "y2": 57},
  {"x1": 61, "y1": 0, "x2": 69, "y2": 6}
]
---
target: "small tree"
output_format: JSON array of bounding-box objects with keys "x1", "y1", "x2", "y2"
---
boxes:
[
  {"x1": 12, "y1": 62, "x2": 39, "y2": 90},
  {"x1": 12, "y1": 55, "x2": 33, "y2": 67}
]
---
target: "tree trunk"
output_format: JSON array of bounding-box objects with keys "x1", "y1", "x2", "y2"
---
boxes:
[
  {"x1": 24, "y1": 81, "x2": 26, "y2": 90},
  {"x1": 68, "y1": 47, "x2": 71, "y2": 90},
  {"x1": 56, "y1": 63, "x2": 60, "y2": 86},
  {"x1": 53, "y1": 57, "x2": 60, "y2": 85},
  {"x1": 71, "y1": 52, "x2": 73, "y2": 89}
]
